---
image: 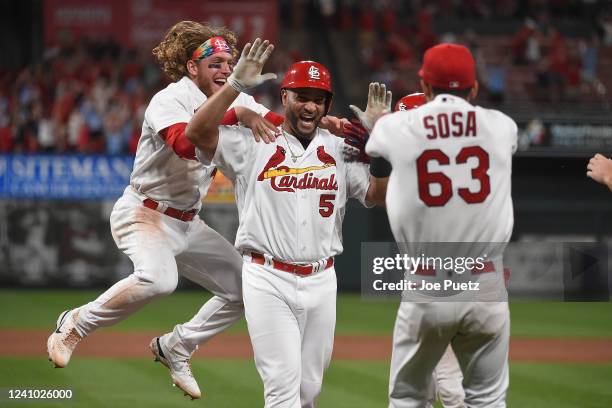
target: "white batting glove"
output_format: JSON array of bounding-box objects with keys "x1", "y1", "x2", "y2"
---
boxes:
[
  {"x1": 349, "y1": 82, "x2": 392, "y2": 132},
  {"x1": 227, "y1": 38, "x2": 277, "y2": 93}
]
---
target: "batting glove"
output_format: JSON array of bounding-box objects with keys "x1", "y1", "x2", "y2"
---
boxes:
[
  {"x1": 227, "y1": 38, "x2": 277, "y2": 93},
  {"x1": 349, "y1": 82, "x2": 392, "y2": 132},
  {"x1": 342, "y1": 119, "x2": 370, "y2": 164}
]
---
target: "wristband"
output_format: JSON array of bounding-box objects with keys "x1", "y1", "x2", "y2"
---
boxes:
[
  {"x1": 227, "y1": 75, "x2": 247, "y2": 93},
  {"x1": 370, "y1": 156, "x2": 392, "y2": 177}
]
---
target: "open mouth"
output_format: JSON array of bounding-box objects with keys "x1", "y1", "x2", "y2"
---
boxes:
[
  {"x1": 299, "y1": 115, "x2": 315, "y2": 128},
  {"x1": 213, "y1": 78, "x2": 226, "y2": 87}
]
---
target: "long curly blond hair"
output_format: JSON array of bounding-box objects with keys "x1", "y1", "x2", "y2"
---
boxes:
[{"x1": 152, "y1": 21, "x2": 238, "y2": 82}]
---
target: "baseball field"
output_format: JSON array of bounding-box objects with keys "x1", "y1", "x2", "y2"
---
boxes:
[{"x1": 1, "y1": 290, "x2": 611, "y2": 407}]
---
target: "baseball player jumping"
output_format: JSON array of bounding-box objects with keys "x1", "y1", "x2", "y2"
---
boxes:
[
  {"x1": 182, "y1": 38, "x2": 389, "y2": 407},
  {"x1": 366, "y1": 43, "x2": 516, "y2": 407},
  {"x1": 46, "y1": 21, "x2": 292, "y2": 400}
]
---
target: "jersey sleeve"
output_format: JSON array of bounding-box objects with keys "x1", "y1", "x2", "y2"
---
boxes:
[
  {"x1": 365, "y1": 114, "x2": 394, "y2": 160},
  {"x1": 145, "y1": 92, "x2": 191, "y2": 135},
  {"x1": 201, "y1": 125, "x2": 256, "y2": 181},
  {"x1": 236, "y1": 93, "x2": 270, "y2": 116}
]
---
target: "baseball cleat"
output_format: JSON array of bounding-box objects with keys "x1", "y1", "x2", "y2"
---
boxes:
[
  {"x1": 47, "y1": 309, "x2": 83, "y2": 368},
  {"x1": 149, "y1": 336, "x2": 201, "y2": 399}
]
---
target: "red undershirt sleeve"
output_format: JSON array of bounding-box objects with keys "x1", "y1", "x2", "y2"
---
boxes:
[
  {"x1": 159, "y1": 110, "x2": 282, "y2": 160},
  {"x1": 264, "y1": 111, "x2": 284, "y2": 126},
  {"x1": 158, "y1": 123, "x2": 195, "y2": 160},
  {"x1": 220, "y1": 108, "x2": 238, "y2": 125}
]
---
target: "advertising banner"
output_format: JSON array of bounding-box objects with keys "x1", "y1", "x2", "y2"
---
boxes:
[
  {"x1": 44, "y1": 0, "x2": 279, "y2": 48},
  {"x1": 0, "y1": 154, "x2": 133, "y2": 199}
]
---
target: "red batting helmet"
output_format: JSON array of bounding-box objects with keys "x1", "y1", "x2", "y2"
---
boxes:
[
  {"x1": 394, "y1": 92, "x2": 427, "y2": 112},
  {"x1": 281, "y1": 61, "x2": 333, "y2": 114},
  {"x1": 281, "y1": 61, "x2": 333, "y2": 94}
]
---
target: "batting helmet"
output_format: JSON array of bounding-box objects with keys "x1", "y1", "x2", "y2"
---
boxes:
[
  {"x1": 394, "y1": 92, "x2": 427, "y2": 112},
  {"x1": 281, "y1": 61, "x2": 333, "y2": 114}
]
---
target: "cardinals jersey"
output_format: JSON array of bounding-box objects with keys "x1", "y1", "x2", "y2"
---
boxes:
[
  {"x1": 201, "y1": 126, "x2": 371, "y2": 262},
  {"x1": 367, "y1": 94, "x2": 517, "y2": 254},
  {"x1": 130, "y1": 76, "x2": 269, "y2": 210}
]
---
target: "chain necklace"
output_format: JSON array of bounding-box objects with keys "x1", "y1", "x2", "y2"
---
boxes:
[{"x1": 281, "y1": 130, "x2": 305, "y2": 163}]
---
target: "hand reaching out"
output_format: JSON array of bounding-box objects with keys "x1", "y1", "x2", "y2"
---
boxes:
[
  {"x1": 349, "y1": 82, "x2": 392, "y2": 132},
  {"x1": 227, "y1": 38, "x2": 277, "y2": 93},
  {"x1": 235, "y1": 107, "x2": 278, "y2": 144},
  {"x1": 587, "y1": 153, "x2": 612, "y2": 191}
]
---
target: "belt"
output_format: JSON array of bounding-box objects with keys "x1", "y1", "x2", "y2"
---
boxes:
[
  {"x1": 143, "y1": 198, "x2": 198, "y2": 222},
  {"x1": 250, "y1": 252, "x2": 333, "y2": 276},
  {"x1": 414, "y1": 261, "x2": 496, "y2": 276}
]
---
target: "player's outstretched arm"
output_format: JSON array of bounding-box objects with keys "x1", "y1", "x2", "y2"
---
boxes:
[
  {"x1": 349, "y1": 82, "x2": 392, "y2": 132},
  {"x1": 587, "y1": 153, "x2": 612, "y2": 191},
  {"x1": 186, "y1": 38, "x2": 276, "y2": 159},
  {"x1": 234, "y1": 106, "x2": 278, "y2": 143}
]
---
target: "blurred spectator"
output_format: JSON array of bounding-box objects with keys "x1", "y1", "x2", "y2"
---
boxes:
[
  {"x1": 511, "y1": 19, "x2": 542, "y2": 65},
  {"x1": 546, "y1": 27, "x2": 570, "y2": 102},
  {"x1": 597, "y1": 12, "x2": 612, "y2": 46},
  {"x1": 579, "y1": 33, "x2": 600, "y2": 85},
  {"x1": 483, "y1": 53, "x2": 509, "y2": 105},
  {"x1": 2, "y1": 0, "x2": 610, "y2": 155}
]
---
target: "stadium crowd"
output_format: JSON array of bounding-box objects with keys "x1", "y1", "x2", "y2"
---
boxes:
[{"x1": 1, "y1": 0, "x2": 611, "y2": 155}]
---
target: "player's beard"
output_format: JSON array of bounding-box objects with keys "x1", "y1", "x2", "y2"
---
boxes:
[
  {"x1": 194, "y1": 71, "x2": 220, "y2": 97},
  {"x1": 284, "y1": 108, "x2": 323, "y2": 140}
]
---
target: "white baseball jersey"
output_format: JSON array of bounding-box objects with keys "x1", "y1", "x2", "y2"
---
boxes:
[
  {"x1": 367, "y1": 94, "x2": 517, "y2": 250},
  {"x1": 130, "y1": 76, "x2": 269, "y2": 210},
  {"x1": 202, "y1": 127, "x2": 371, "y2": 262},
  {"x1": 369, "y1": 94, "x2": 516, "y2": 407}
]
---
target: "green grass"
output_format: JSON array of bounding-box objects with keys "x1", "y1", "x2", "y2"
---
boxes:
[
  {"x1": 509, "y1": 363, "x2": 612, "y2": 408},
  {"x1": 1, "y1": 290, "x2": 611, "y2": 337},
  {"x1": 0, "y1": 358, "x2": 611, "y2": 407},
  {"x1": 509, "y1": 301, "x2": 612, "y2": 337},
  {"x1": 1, "y1": 289, "x2": 610, "y2": 407},
  {"x1": 0, "y1": 290, "x2": 399, "y2": 335}
]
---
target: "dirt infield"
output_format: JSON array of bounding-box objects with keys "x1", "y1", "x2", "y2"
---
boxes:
[{"x1": 2, "y1": 330, "x2": 612, "y2": 362}]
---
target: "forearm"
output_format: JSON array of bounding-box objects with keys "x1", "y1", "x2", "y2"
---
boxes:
[
  {"x1": 365, "y1": 175, "x2": 388, "y2": 207},
  {"x1": 185, "y1": 83, "x2": 240, "y2": 157}
]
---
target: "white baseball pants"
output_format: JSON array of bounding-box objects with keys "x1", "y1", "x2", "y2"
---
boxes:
[
  {"x1": 74, "y1": 187, "x2": 244, "y2": 357},
  {"x1": 389, "y1": 301, "x2": 509, "y2": 408},
  {"x1": 432, "y1": 345, "x2": 465, "y2": 408},
  {"x1": 242, "y1": 255, "x2": 337, "y2": 408}
]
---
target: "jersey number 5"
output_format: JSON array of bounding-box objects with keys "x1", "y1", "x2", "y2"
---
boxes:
[
  {"x1": 416, "y1": 146, "x2": 490, "y2": 207},
  {"x1": 319, "y1": 194, "x2": 335, "y2": 217}
]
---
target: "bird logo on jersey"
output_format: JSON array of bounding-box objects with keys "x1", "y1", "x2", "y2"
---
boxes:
[
  {"x1": 258, "y1": 146, "x2": 286, "y2": 181},
  {"x1": 316, "y1": 146, "x2": 336, "y2": 166},
  {"x1": 257, "y1": 145, "x2": 338, "y2": 193}
]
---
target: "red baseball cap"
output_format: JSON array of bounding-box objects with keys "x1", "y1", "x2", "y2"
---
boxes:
[
  {"x1": 394, "y1": 92, "x2": 427, "y2": 112},
  {"x1": 418, "y1": 43, "x2": 476, "y2": 90}
]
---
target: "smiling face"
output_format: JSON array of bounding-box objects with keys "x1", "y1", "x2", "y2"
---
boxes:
[
  {"x1": 281, "y1": 88, "x2": 329, "y2": 139},
  {"x1": 187, "y1": 51, "x2": 234, "y2": 97}
]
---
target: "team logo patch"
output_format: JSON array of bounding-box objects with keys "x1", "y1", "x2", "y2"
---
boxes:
[
  {"x1": 308, "y1": 65, "x2": 320, "y2": 80},
  {"x1": 257, "y1": 145, "x2": 338, "y2": 193},
  {"x1": 398, "y1": 102, "x2": 407, "y2": 111},
  {"x1": 449, "y1": 81, "x2": 460, "y2": 88}
]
